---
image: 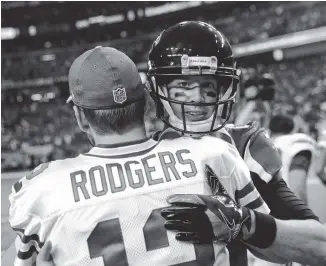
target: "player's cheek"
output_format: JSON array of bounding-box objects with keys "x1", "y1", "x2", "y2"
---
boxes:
[
  {"x1": 169, "y1": 103, "x2": 183, "y2": 119},
  {"x1": 205, "y1": 105, "x2": 216, "y2": 117}
]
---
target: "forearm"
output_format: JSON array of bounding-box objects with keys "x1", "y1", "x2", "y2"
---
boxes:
[
  {"x1": 288, "y1": 169, "x2": 308, "y2": 203},
  {"x1": 245, "y1": 218, "x2": 326, "y2": 265}
]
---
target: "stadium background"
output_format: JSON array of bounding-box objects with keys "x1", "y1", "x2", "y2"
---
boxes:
[{"x1": 1, "y1": 1, "x2": 326, "y2": 262}]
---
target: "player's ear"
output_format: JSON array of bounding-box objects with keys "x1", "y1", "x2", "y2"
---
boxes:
[{"x1": 73, "y1": 105, "x2": 90, "y2": 133}]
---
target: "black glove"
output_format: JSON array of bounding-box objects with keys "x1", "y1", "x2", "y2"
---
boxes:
[{"x1": 161, "y1": 193, "x2": 253, "y2": 244}]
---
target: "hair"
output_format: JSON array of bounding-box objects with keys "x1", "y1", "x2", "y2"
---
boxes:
[
  {"x1": 269, "y1": 114, "x2": 294, "y2": 134},
  {"x1": 81, "y1": 96, "x2": 146, "y2": 135}
]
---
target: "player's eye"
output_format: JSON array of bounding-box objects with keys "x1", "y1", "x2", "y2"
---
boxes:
[
  {"x1": 202, "y1": 82, "x2": 215, "y2": 89},
  {"x1": 178, "y1": 81, "x2": 189, "y2": 87},
  {"x1": 174, "y1": 92, "x2": 185, "y2": 98}
]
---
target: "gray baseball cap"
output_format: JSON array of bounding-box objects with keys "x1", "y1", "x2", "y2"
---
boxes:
[{"x1": 67, "y1": 46, "x2": 144, "y2": 109}]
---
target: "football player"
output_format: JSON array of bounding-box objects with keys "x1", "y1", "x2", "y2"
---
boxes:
[
  {"x1": 250, "y1": 114, "x2": 318, "y2": 266},
  {"x1": 147, "y1": 21, "x2": 326, "y2": 265},
  {"x1": 7, "y1": 46, "x2": 268, "y2": 266},
  {"x1": 269, "y1": 114, "x2": 317, "y2": 203}
]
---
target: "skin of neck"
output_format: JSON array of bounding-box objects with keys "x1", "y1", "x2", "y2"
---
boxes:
[{"x1": 90, "y1": 126, "x2": 147, "y2": 146}]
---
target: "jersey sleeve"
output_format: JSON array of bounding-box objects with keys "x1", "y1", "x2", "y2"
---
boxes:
[
  {"x1": 244, "y1": 129, "x2": 282, "y2": 183},
  {"x1": 9, "y1": 189, "x2": 45, "y2": 265},
  {"x1": 205, "y1": 141, "x2": 270, "y2": 214},
  {"x1": 8, "y1": 163, "x2": 52, "y2": 266},
  {"x1": 227, "y1": 147, "x2": 270, "y2": 214}
]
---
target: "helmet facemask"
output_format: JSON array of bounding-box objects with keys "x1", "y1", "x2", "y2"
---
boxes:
[
  {"x1": 147, "y1": 21, "x2": 240, "y2": 135},
  {"x1": 148, "y1": 64, "x2": 238, "y2": 135}
]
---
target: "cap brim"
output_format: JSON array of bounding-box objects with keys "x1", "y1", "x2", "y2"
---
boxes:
[{"x1": 66, "y1": 95, "x2": 72, "y2": 104}]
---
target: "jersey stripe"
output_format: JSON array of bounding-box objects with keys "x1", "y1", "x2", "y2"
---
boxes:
[
  {"x1": 26, "y1": 162, "x2": 50, "y2": 180},
  {"x1": 17, "y1": 246, "x2": 38, "y2": 260},
  {"x1": 246, "y1": 136, "x2": 282, "y2": 183},
  {"x1": 235, "y1": 182, "x2": 255, "y2": 199},
  {"x1": 13, "y1": 227, "x2": 43, "y2": 260},
  {"x1": 246, "y1": 146, "x2": 274, "y2": 183},
  {"x1": 238, "y1": 190, "x2": 262, "y2": 208},
  {"x1": 245, "y1": 196, "x2": 265, "y2": 210},
  {"x1": 13, "y1": 228, "x2": 43, "y2": 245}
]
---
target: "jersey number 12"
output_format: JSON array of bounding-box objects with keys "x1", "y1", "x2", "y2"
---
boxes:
[{"x1": 87, "y1": 207, "x2": 214, "y2": 266}]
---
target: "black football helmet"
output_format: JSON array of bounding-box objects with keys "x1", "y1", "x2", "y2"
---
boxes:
[{"x1": 147, "y1": 21, "x2": 239, "y2": 134}]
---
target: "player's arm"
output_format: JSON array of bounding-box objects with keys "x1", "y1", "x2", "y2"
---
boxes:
[
  {"x1": 7, "y1": 165, "x2": 51, "y2": 266},
  {"x1": 160, "y1": 144, "x2": 270, "y2": 246},
  {"x1": 162, "y1": 173, "x2": 326, "y2": 265},
  {"x1": 244, "y1": 217, "x2": 326, "y2": 266},
  {"x1": 245, "y1": 131, "x2": 326, "y2": 265},
  {"x1": 287, "y1": 150, "x2": 311, "y2": 203},
  {"x1": 8, "y1": 203, "x2": 44, "y2": 266}
]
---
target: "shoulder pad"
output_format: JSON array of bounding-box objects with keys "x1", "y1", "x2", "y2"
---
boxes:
[{"x1": 225, "y1": 122, "x2": 262, "y2": 158}]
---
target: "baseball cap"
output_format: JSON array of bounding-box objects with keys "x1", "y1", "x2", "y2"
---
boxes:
[{"x1": 67, "y1": 46, "x2": 144, "y2": 109}]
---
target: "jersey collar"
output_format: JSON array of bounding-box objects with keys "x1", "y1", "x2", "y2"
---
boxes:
[
  {"x1": 84, "y1": 138, "x2": 158, "y2": 158},
  {"x1": 156, "y1": 126, "x2": 234, "y2": 145}
]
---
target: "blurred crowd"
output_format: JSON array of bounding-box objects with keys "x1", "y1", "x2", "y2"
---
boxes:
[
  {"x1": 2, "y1": 54, "x2": 326, "y2": 171},
  {"x1": 2, "y1": 2, "x2": 326, "y2": 83},
  {"x1": 1, "y1": 96, "x2": 90, "y2": 171},
  {"x1": 2, "y1": 1, "x2": 326, "y2": 171},
  {"x1": 256, "y1": 55, "x2": 326, "y2": 137}
]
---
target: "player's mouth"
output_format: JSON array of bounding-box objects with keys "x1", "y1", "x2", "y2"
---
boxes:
[{"x1": 185, "y1": 111, "x2": 208, "y2": 121}]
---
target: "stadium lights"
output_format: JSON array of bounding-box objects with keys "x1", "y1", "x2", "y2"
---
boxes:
[
  {"x1": 75, "y1": 14, "x2": 124, "y2": 29},
  {"x1": 273, "y1": 49, "x2": 284, "y2": 61},
  {"x1": 144, "y1": 1, "x2": 202, "y2": 17},
  {"x1": 28, "y1": 25, "x2": 37, "y2": 36},
  {"x1": 234, "y1": 26, "x2": 326, "y2": 57},
  {"x1": 1, "y1": 27, "x2": 20, "y2": 40},
  {"x1": 127, "y1": 10, "x2": 136, "y2": 21},
  {"x1": 31, "y1": 93, "x2": 42, "y2": 101},
  {"x1": 41, "y1": 54, "x2": 56, "y2": 61}
]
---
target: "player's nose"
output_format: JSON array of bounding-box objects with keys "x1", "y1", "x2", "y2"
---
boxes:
[{"x1": 189, "y1": 87, "x2": 204, "y2": 102}]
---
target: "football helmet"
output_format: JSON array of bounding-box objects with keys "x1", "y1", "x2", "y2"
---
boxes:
[{"x1": 147, "y1": 21, "x2": 239, "y2": 134}]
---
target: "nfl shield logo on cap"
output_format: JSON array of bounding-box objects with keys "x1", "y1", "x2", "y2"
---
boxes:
[{"x1": 113, "y1": 87, "x2": 127, "y2": 104}]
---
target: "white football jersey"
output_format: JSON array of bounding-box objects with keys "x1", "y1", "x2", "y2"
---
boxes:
[
  {"x1": 273, "y1": 133, "x2": 317, "y2": 185},
  {"x1": 9, "y1": 137, "x2": 268, "y2": 266}
]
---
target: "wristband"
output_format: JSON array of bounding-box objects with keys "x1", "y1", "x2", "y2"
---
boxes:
[{"x1": 245, "y1": 210, "x2": 277, "y2": 249}]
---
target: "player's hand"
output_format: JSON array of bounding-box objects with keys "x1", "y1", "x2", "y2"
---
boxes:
[
  {"x1": 161, "y1": 193, "x2": 252, "y2": 244},
  {"x1": 36, "y1": 241, "x2": 55, "y2": 266}
]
